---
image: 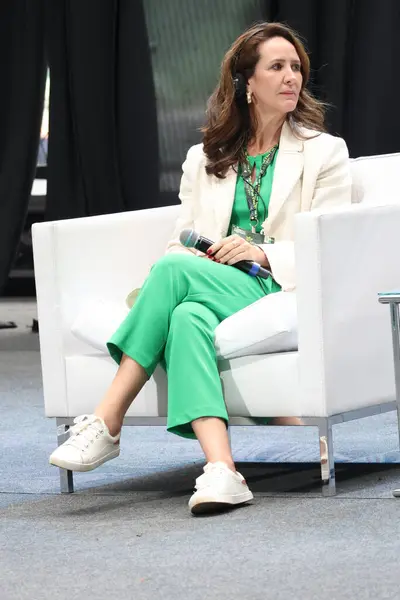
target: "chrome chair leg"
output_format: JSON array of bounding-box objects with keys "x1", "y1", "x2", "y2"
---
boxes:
[
  {"x1": 319, "y1": 418, "x2": 336, "y2": 496},
  {"x1": 389, "y1": 303, "x2": 400, "y2": 451},
  {"x1": 56, "y1": 420, "x2": 74, "y2": 493}
]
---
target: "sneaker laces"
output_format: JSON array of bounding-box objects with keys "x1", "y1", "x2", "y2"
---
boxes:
[{"x1": 65, "y1": 415, "x2": 106, "y2": 451}]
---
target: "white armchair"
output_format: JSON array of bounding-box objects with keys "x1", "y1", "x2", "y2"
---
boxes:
[{"x1": 32, "y1": 152, "x2": 400, "y2": 495}]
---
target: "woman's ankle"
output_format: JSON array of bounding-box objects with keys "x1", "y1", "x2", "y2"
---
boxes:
[
  {"x1": 208, "y1": 459, "x2": 236, "y2": 473},
  {"x1": 224, "y1": 461, "x2": 237, "y2": 473},
  {"x1": 94, "y1": 411, "x2": 122, "y2": 438}
]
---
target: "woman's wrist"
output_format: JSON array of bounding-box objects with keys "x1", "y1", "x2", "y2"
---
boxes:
[{"x1": 254, "y1": 245, "x2": 270, "y2": 268}]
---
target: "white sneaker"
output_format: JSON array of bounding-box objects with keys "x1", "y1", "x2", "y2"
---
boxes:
[
  {"x1": 188, "y1": 462, "x2": 254, "y2": 515},
  {"x1": 49, "y1": 414, "x2": 120, "y2": 472}
]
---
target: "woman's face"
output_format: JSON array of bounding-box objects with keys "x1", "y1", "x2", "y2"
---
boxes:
[{"x1": 247, "y1": 36, "x2": 303, "y2": 116}]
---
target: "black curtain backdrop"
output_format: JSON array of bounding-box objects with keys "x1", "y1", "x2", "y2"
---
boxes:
[
  {"x1": 264, "y1": 0, "x2": 400, "y2": 156},
  {"x1": 1, "y1": 0, "x2": 400, "y2": 294},
  {"x1": 0, "y1": 1, "x2": 46, "y2": 294},
  {"x1": 44, "y1": 0, "x2": 159, "y2": 221}
]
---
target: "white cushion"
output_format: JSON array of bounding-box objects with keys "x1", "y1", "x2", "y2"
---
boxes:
[
  {"x1": 350, "y1": 153, "x2": 400, "y2": 205},
  {"x1": 71, "y1": 291, "x2": 298, "y2": 359},
  {"x1": 214, "y1": 291, "x2": 297, "y2": 359},
  {"x1": 71, "y1": 300, "x2": 129, "y2": 354},
  {"x1": 63, "y1": 351, "x2": 301, "y2": 418}
]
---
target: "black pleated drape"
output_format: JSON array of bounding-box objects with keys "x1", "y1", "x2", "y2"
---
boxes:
[
  {"x1": 0, "y1": 1, "x2": 46, "y2": 294},
  {"x1": 44, "y1": 0, "x2": 159, "y2": 221},
  {"x1": 1, "y1": 0, "x2": 400, "y2": 295},
  {"x1": 263, "y1": 0, "x2": 400, "y2": 157}
]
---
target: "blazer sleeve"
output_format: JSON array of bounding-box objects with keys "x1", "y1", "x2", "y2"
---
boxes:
[
  {"x1": 165, "y1": 145, "x2": 202, "y2": 256},
  {"x1": 259, "y1": 136, "x2": 352, "y2": 291},
  {"x1": 309, "y1": 137, "x2": 352, "y2": 211}
]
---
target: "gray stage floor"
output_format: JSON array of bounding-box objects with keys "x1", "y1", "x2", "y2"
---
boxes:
[{"x1": 1, "y1": 298, "x2": 400, "y2": 600}]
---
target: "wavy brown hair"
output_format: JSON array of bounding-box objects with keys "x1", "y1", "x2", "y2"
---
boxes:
[{"x1": 202, "y1": 22, "x2": 327, "y2": 178}]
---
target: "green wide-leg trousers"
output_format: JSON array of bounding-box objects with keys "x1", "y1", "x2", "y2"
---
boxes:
[{"x1": 107, "y1": 253, "x2": 273, "y2": 439}]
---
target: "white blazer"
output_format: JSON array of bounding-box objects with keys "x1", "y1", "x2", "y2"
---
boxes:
[{"x1": 166, "y1": 120, "x2": 352, "y2": 291}]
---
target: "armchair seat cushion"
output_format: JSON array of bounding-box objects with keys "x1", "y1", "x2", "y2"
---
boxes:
[
  {"x1": 214, "y1": 290, "x2": 297, "y2": 359},
  {"x1": 71, "y1": 290, "x2": 298, "y2": 360}
]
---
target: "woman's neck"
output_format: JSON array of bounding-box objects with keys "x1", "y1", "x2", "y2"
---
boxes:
[{"x1": 248, "y1": 113, "x2": 285, "y2": 155}]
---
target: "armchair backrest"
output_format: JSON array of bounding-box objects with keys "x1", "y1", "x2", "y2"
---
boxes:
[{"x1": 350, "y1": 153, "x2": 400, "y2": 206}]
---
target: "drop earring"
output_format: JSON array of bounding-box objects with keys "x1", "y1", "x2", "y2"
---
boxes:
[{"x1": 246, "y1": 89, "x2": 252, "y2": 104}]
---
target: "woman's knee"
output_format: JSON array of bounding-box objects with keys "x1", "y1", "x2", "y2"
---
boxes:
[
  {"x1": 149, "y1": 252, "x2": 199, "y2": 286},
  {"x1": 170, "y1": 302, "x2": 219, "y2": 331},
  {"x1": 152, "y1": 252, "x2": 194, "y2": 272}
]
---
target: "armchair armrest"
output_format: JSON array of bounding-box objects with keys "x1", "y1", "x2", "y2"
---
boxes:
[
  {"x1": 31, "y1": 205, "x2": 179, "y2": 411},
  {"x1": 295, "y1": 204, "x2": 400, "y2": 416},
  {"x1": 32, "y1": 205, "x2": 180, "y2": 321}
]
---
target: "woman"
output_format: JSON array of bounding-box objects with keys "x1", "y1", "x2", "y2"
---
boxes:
[{"x1": 50, "y1": 22, "x2": 351, "y2": 514}]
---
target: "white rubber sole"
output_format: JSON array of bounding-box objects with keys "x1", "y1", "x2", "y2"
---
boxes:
[
  {"x1": 189, "y1": 489, "x2": 254, "y2": 515},
  {"x1": 49, "y1": 446, "x2": 120, "y2": 472}
]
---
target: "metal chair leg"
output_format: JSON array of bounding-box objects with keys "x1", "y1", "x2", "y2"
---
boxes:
[
  {"x1": 389, "y1": 303, "x2": 400, "y2": 451},
  {"x1": 56, "y1": 421, "x2": 74, "y2": 493},
  {"x1": 319, "y1": 418, "x2": 336, "y2": 496},
  {"x1": 59, "y1": 466, "x2": 74, "y2": 494},
  {"x1": 227, "y1": 424, "x2": 232, "y2": 446}
]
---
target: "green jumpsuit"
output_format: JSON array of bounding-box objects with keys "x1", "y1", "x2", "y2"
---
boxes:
[{"x1": 107, "y1": 149, "x2": 281, "y2": 439}]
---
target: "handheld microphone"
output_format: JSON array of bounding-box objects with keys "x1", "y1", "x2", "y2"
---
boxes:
[{"x1": 179, "y1": 229, "x2": 271, "y2": 279}]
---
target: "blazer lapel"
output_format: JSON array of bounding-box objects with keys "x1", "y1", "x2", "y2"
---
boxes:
[{"x1": 267, "y1": 121, "x2": 304, "y2": 230}]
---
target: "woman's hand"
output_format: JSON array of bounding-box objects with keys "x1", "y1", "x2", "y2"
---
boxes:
[{"x1": 207, "y1": 235, "x2": 269, "y2": 267}]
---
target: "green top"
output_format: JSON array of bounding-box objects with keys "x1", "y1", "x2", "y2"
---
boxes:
[{"x1": 228, "y1": 149, "x2": 281, "y2": 294}]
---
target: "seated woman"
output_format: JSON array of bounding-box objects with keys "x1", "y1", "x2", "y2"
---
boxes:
[{"x1": 50, "y1": 21, "x2": 351, "y2": 514}]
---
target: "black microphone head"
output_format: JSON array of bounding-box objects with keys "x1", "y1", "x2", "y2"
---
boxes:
[{"x1": 179, "y1": 229, "x2": 200, "y2": 248}]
